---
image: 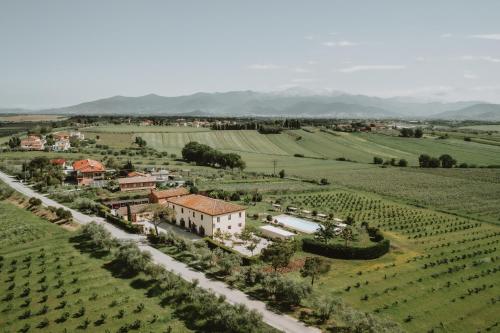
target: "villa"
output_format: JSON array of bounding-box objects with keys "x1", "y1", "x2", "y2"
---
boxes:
[
  {"x1": 115, "y1": 204, "x2": 154, "y2": 223},
  {"x1": 53, "y1": 139, "x2": 70, "y2": 151},
  {"x1": 166, "y1": 194, "x2": 245, "y2": 237}
]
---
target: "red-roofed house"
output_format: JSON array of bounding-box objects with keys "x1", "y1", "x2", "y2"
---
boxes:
[
  {"x1": 50, "y1": 159, "x2": 67, "y2": 168},
  {"x1": 73, "y1": 159, "x2": 105, "y2": 186},
  {"x1": 166, "y1": 194, "x2": 245, "y2": 237},
  {"x1": 20, "y1": 135, "x2": 45, "y2": 151}
]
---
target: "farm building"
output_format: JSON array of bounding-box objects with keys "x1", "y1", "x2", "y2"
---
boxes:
[
  {"x1": 53, "y1": 139, "x2": 70, "y2": 151},
  {"x1": 166, "y1": 194, "x2": 245, "y2": 237},
  {"x1": 73, "y1": 159, "x2": 106, "y2": 186},
  {"x1": 118, "y1": 175, "x2": 156, "y2": 192},
  {"x1": 20, "y1": 135, "x2": 45, "y2": 151},
  {"x1": 259, "y1": 225, "x2": 295, "y2": 240},
  {"x1": 115, "y1": 204, "x2": 154, "y2": 223},
  {"x1": 149, "y1": 187, "x2": 189, "y2": 204}
]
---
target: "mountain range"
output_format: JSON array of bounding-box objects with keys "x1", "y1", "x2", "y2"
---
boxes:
[{"x1": 1, "y1": 89, "x2": 499, "y2": 121}]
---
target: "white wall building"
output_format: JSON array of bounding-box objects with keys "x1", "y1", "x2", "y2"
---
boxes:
[{"x1": 167, "y1": 194, "x2": 245, "y2": 237}]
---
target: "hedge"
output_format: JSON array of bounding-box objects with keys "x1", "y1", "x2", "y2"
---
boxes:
[{"x1": 302, "y1": 238, "x2": 390, "y2": 260}]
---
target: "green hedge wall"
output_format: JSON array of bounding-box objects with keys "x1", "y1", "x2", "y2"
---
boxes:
[{"x1": 302, "y1": 238, "x2": 390, "y2": 260}]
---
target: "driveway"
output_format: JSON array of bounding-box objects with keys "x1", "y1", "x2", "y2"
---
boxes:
[{"x1": 0, "y1": 170, "x2": 321, "y2": 333}]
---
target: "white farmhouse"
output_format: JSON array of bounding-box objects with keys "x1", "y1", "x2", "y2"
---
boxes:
[{"x1": 167, "y1": 194, "x2": 245, "y2": 237}]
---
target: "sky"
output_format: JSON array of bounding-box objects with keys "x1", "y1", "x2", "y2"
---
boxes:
[{"x1": 1, "y1": 0, "x2": 499, "y2": 108}]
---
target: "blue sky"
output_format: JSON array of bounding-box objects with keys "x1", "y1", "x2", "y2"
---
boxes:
[{"x1": 1, "y1": 0, "x2": 499, "y2": 108}]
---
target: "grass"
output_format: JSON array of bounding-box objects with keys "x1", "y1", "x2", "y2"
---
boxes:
[
  {"x1": 0, "y1": 201, "x2": 191, "y2": 333},
  {"x1": 0, "y1": 115, "x2": 67, "y2": 122}
]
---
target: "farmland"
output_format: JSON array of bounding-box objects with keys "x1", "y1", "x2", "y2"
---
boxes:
[
  {"x1": 0, "y1": 201, "x2": 190, "y2": 333},
  {"x1": 267, "y1": 189, "x2": 500, "y2": 333}
]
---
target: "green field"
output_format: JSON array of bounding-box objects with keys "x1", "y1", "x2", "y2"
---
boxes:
[
  {"x1": 458, "y1": 124, "x2": 500, "y2": 132},
  {"x1": 0, "y1": 201, "x2": 190, "y2": 333},
  {"x1": 268, "y1": 189, "x2": 500, "y2": 333}
]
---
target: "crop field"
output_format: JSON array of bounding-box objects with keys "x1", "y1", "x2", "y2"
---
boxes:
[
  {"x1": 0, "y1": 115, "x2": 67, "y2": 122},
  {"x1": 81, "y1": 124, "x2": 211, "y2": 133},
  {"x1": 273, "y1": 190, "x2": 500, "y2": 333},
  {"x1": 321, "y1": 167, "x2": 500, "y2": 225},
  {"x1": 459, "y1": 125, "x2": 500, "y2": 132},
  {"x1": 0, "y1": 201, "x2": 190, "y2": 333}
]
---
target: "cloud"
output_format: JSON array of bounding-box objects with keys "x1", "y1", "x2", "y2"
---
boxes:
[
  {"x1": 463, "y1": 72, "x2": 478, "y2": 80},
  {"x1": 415, "y1": 56, "x2": 426, "y2": 62},
  {"x1": 440, "y1": 33, "x2": 453, "y2": 38},
  {"x1": 469, "y1": 34, "x2": 500, "y2": 40},
  {"x1": 472, "y1": 85, "x2": 500, "y2": 91},
  {"x1": 304, "y1": 35, "x2": 317, "y2": 40},
  {"x1": 306, "y1": 60, "x2": 317, "y2": 65},
  {"x1": 460, "y1": 55, "x2": 500, "y2": 63},
  {"x1": 322, "y1": 40, "x2": 359, "y2": 47},
  {"x1": 338, "y1": 65, "x2": 406, "y2": 73},
  {"x1": 293, "y1": 67, "x2": 311, "y2": 73},
  {"x1": 248, "y1": 64, "x2": 280, "y2": 70}
]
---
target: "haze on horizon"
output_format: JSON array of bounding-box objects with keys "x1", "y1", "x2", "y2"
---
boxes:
[{"x1": 1, "y1": 0, "x2": 499, "y2": 109}]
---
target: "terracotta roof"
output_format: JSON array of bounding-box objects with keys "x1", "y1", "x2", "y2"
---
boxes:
[
  {"x1": 73, "y1": 159, "x2": 105, "y2": 173},
  {"x1": 118, "y1": 176, "x2": 156, "y2": 185},
  {"x1": 127, "y1": 171, "x2": 147, "y2": 177},
  {"x1": 50, "y1": 159, "x2": 66, "y2": 165},
  {"x1": 150, "y1": 187, "x2": 189, "y2": 199},
  {"x1": 116, "y1": 204, "x2": 151, "y2": 216},
  {"x1": 167, "y1": 194, "x2": 245, "y2": 216}
]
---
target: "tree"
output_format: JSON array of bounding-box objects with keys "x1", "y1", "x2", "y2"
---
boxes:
[
  {"x1": 439, "y1": 154, "x2": 456, "y2": 168},
  {"x1": 278, "y1": 169, "x2": 285, "y2": 178},
  {"x1": 398, "y1": 159, "x2": 408, "y2": 167},
  {"x1": 429, "y1": 157, "x2": 440, "y2": 168},
  {"x1": 320, "y1": 178, "x2": 329, "y2": 185},
  {"x1": 135, "y1": 136, "x2": 147, "y2": 147},
  {"x1": 340, "y1": 227, "x2": 354, "y2": 247},
  {"x1": 373, "y1": 156, "x2": 383, "y2": 164},
  {"x1": 8, "y1": 136, "x2": 21, "y2": 149},
  {"x1": 28, "y1": 197, "x2": 42, "y2": 207},
  {"x1": 315, "y1": 221, "x2": 336, "y2": 243},
  {"x1": 313, "y1": 296, "x2": 341, "y2": 324},
  {"x1": 418, "y1": 154, "x2": 431, "y2": 168},
  {"x1": 414, "y1": 128, "x2": 423, "y2": 138},
  {"x1": 261, "y1": 240, "x2": 296, "y2": 272},
  {"x1": 300, "y1": 257, "x2": 331, "y2": 286},
  {"x1": 143, "y1": 204, "x2": 174, "y2": 235},
  {"x1": 246, "y1": 237, "x2": 261, "y2": 256},
  {"x1": 399, "y1": 128, "x2": 414, "y2": 138}
]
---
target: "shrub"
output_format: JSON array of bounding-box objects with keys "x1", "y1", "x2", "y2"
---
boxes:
[{"x1": 302, "y1": 238, "x2": 390, "y2": 260}]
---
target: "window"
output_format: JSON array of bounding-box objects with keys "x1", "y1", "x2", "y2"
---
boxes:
[
  {"x1": 238, "y1": 223, "x2": 242, "y2": 227},
  {"x1": 228, "y1": 225, "x2": 231, "y2": 230},
  {"x1": 217, "y1": 217, "x2": 220, "y2": 222},
  {"x1": 239, "y1": 212, "x2": 242, "y2": 218},
  {"x1": 217, "y1": 228, "x2": 220, "y2": 232},
  {"x1": 201, "y1": 214, "x2": 204, "y2": 220},
  {"x1": 181, "y1": 208, "x2": 184, "y2": 213},
  {"x1": 192, "y1": 212, "x2": 195, "y2": 218},
  {"x1": 228, "y1": 214, "x2": 232, "y2": 220}
]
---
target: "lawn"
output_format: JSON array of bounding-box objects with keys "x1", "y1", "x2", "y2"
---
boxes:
[{"x1": 0, "y1": 201, "x2": 191, "y2": 333}]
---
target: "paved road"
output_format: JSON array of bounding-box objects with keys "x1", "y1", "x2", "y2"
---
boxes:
[{"x1": 0, "y1": 171, "x2": 320, "y2": 333}]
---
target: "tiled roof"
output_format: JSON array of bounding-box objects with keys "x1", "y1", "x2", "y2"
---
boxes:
[
  {"x1": 167, "y1": 194, "x2": 245, "y2": 216},
  {"x1": 73, "y1": 159, "x2": 105, "y2": 173},
  {"x1": 50, "y1": 159, "x2": 66, "y2": 165},
  {"x1": 118, "y1": 176, "x2": 156, "y2": 185},
  {"x1": 150, "y1": 187, "x2": 189, "y2": 199}
]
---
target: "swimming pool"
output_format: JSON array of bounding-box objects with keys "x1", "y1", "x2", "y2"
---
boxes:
[{"x1": 273, "y1": 214, "x2": 321, "y2": 234}]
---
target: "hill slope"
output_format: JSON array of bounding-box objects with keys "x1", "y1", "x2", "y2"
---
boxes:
[{"x1": 433, "y1": 103, "x2": 500, "y2": 121}]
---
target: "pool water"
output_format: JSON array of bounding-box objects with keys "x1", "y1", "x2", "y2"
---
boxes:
[{"x1": 273, "y1": 214, "x2": 321, "y2": 234}]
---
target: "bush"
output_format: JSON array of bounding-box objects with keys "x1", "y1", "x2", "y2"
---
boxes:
[{"x1": 302, "y1": 238, "x2": 390, "y2": 260}]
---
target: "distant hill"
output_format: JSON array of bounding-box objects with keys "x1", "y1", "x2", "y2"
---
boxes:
[
  {"x1": 433, "y1": 104, "x2": 500, "y2": 121},
  {"x1": 0, "y1": 90, "x2": 496, "y2": 120}
]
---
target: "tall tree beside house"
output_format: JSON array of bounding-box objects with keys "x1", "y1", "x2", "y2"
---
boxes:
[
  {"x1": 144, "y1": 204, "x2": 175, "y2": 235},
  {"x1": 300, "y1": 257, "x2": 331, "y2": 286},
  {"x1": 315, "y1": 221, "x2": 336, "y2": 244}
]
